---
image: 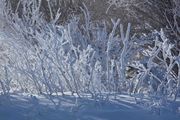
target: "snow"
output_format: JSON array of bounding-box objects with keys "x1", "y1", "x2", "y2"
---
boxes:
[{"x1": 0, "y1": 93, "x2": 180, "y2": 120}]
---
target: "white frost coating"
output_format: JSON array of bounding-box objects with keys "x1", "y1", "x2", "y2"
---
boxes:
[{"x1": 0, "y1": 1, "x2": 179, "y2": 117}]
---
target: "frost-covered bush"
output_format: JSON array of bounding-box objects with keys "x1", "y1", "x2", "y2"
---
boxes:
[
  {"x1": 0, "y1": 0, "x2": 179, "y2": 110},
  {"x1": 1, "y1": 0, "x2": 129, "y2": 97},
  {"x1": 128, "y1": 30, "x2": 180, "y2": 113}
]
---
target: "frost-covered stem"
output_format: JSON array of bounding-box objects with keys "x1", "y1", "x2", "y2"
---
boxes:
[
  {"x1": 119, "y1": 23, "x2": 131, "y2": 84},
  {"x1": 31, "y1": 72, "x2": 43, "y2": 94},
  {"x1": 47, "y1": 0, "x2": 53, "y2": 20},
  {"x1": 80, "y1": 2, "x2": 91, "y2": 41},
  {"x1": 58, "y1": 66, "x2": 73, "y2": 93},
  {"x1": 114, "y1": 61, "x2": 119, "y2": 92},
  {"x1": 106, "y1": 41, "x2": 110, "y2": 91},
  {"x1": 0, "y1": 66, "x2": 11, "y2": 95},
  {"x1": 177, "y1": 64, "x2": 180, "y2": 98},
  {"x1": 106, "y1": 3, "x2": 112, "y2": 14},
  {"x1": 164, "y1": 13, "x2": 179, "y2": 39},
  {"x1": 4, "y1": 66, "x2": 11, "y2": 95},
  {"x1": 174, "y1": 57, "x2": 180, "y2": 101},
  {"x1": 87, "y1": 51, "x2": 96, "y2": 97},
  {"x1": 69, "y1": 65, "x2": 81, "y2": 97},
  {"x1": 0, "y1": 80, "x2": 6, "y2": 95},
  {"x1": 53, "y1": 8, "x2": 61, "y2": 24},
  {"x1": 56, "y1": 74, "x2": 64, "y2": 96},
  {"x1": 37, "y1": 53, "x2": 52, "y2": 95},
  {"x1": 106, "y1": 19, "x2": 120, "y2": 91}
]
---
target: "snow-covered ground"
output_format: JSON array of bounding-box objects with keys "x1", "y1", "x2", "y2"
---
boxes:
[{"x1": 0, "y1": 93, "x2": 180, "y2": 120}]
